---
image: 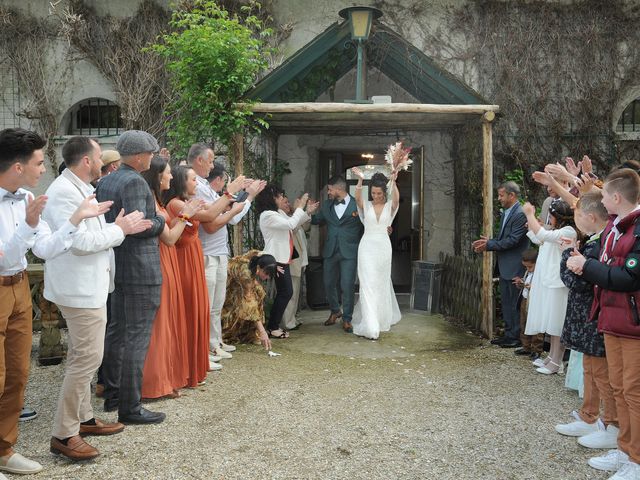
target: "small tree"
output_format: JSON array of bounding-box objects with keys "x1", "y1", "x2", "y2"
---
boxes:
[{"x1": 149, "y1": 0, "x2": 271, "y2": 157}]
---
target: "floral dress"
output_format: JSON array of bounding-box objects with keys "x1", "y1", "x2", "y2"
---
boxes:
[{"x1": 221, "y1": 250, "x2": 267, "y2": 345}]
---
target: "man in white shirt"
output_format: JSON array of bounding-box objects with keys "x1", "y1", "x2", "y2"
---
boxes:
[
  {"x1": 188, "y1": 144, "x2": 264, "y2": 360},
  {"x1": 43, "y1": 136, "x2": 151, "y2": 461},
  {"x1": 0, "y1": 128, "x2": 111, "y2": 477}
]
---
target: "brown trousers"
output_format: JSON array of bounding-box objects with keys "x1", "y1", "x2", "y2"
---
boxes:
[
  {"x1": 578, "y1": 354, "x2": 618, "y2": 426},
  {"x1": 519, "y1": 298, "x2": 544, "y2": 353},
  {"x1": 0, "y1": 274, "x2": 32, "y2": 457},
  {"x1": 604, "y1": 334, "x2": 640, "y2": 464}
]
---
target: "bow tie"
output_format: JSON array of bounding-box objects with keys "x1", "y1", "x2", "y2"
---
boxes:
[
  {"x1": 334, "y1": 199, "x2": 345, "y2": 205},
  {"x1": 2, "y1": 191, "x2": 26, "y2": 201}
]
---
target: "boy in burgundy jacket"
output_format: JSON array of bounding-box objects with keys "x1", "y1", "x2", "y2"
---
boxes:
[{"x1": 568, "y1": 168, "x2": 640, "y2": 480}]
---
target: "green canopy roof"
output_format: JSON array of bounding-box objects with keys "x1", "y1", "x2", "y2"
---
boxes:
[{"x1": 248, "y1": 20, "x2": 488, "y2": 105}]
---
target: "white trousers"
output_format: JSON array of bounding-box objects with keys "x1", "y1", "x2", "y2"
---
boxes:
[
  {"x1": 204, "y1": 255, "x2": 228, "y2": 350},
  {"x1": 281, "y1": 274, "x2": 302, "y2": 330}
]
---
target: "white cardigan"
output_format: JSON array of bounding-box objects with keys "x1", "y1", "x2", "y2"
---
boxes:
[
  {"x1": 260, "y1": 208, "x2": 310, "y2": 264},
  {"x1": 42, "y1": 169, "x2": 125, "y2": 308}
]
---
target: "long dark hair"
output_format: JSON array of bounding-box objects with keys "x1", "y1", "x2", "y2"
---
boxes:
[
  {"x1": 369, "y1": 172, "x2": 388, "y2": 201},
  {"x1": 249, "y1": 253, "x2": 277, "y2": 278},
  {"x1": 162, "y1": 165, "x2": 191, "y2": 205},
  {"x1": 141, "y1": 155, "x2": 169, "y2": 206},
  {"x1": 255, "y1": 184, "x2": 285, "y2": 215}
]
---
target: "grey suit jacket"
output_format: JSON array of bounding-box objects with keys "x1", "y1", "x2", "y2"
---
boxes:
[
  {"x1": 95, "y1": 164, "x2": 165, "y2": 286},
  {"x1": 486, "y1": 202, "x2": 530, "y2": 280},
  {"x1": 311, "y1": 196, "x2": 363, "y2": 260}
]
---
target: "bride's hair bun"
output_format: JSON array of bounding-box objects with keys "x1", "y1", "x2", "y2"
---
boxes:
[{"x1": 370, "y1": 172, "x2": 388, "y2": 192}]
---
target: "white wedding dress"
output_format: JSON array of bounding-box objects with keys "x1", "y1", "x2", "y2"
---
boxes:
[{"x1": 352, "y1": 199, "x2": 402, "y2": 339}]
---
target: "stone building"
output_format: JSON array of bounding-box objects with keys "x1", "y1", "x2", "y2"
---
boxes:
[{"x1": 1, "y1": 0, "x2": 639, "y2": 290}]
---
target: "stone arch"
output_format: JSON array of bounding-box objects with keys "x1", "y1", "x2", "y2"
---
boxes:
[
  {"x1": 59, "y1": 97, "x2": 123, "y2": 136},
  {"x1": 613, "y1": 85, "x2": 640, "y2": 131}
]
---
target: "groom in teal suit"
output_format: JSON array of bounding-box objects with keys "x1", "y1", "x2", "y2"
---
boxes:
[{"x1": 311, "y1": 175, "x2": 364, "y2": 333}]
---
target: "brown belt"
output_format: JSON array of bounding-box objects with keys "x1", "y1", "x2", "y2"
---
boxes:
[{"x1": 0, "y1": 271, "x2": 25, "y2": 286}]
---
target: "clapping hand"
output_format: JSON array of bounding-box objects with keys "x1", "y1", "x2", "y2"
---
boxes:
[
  {"x1": 181, "y1": 198, "x2": 205, "y2": 218},
  {"x1": 565, "y1": 157, "x2": 581, "y2": 176},
  {"x1": 532, "y1": 171, "x2": 553, "y2": 186},
  {"x1": 581, "y1": 155, "x2": 593, "y2": 175},
  {"x1": 566, "y1": 248, "x2": 586, "y2": 274},
  {"x1": 246, "y1": 179, "x2": 267, "y2": 199},
  {"x1": 306, "y1": 200, "x2": 320, "y2": 215},
  {"x1": 114, "y1": 209, "x2": 153, "y2": 235},
  {"x1": 575, "y1": 173, "x2": 597, "y2": 194},
  {"x1": 294, "y1": 193, "x2": 309, "y2": 210},
  {"x1": 25, "y1": 195, "x2": 48, "y2": 228},
  {"x1": 227, "y1": 175, "x2": 247, "y2": 195},
  {"x1": 159, "y1": 148, "x2": 171, "y2": 160},
  {"x1": 522, "y1": 202, "x2": 536, "y2": 217},
  {"x1": 69, "y1": 195, "x2": 113, "y2": 226}
]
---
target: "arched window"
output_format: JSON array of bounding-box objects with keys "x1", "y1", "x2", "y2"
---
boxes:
[
  {"x1": 66, "y1": 98, "x2": 123, "y2": 136},
  {"x1": 617, "y1": 98, "x2": 640, "y2": 133}
]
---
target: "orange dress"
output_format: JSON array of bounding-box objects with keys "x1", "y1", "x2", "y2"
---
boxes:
[
  {"x1": 142, "y1": 206, "x2": 189, "y2": 398},
  {"x1": 168, "y1": 200, "x2": 210, "y2": 386}
]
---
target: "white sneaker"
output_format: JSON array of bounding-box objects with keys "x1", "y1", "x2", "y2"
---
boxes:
[
  {"x1": 555, "y1": 417, "x2": 601, "y2": 437},
  {"x1": 532, "y1": 357, "x2": 546, "y2": 368},
  {"x1": 608, "y1": 461, "x2": 640, "y2": 480},
  {"x1": 19, "y1": 407, "x2": 37, "y2": 422},
  {"x1": 208, "y1": 361, "x2": 223, "y2": 371},
  {"x1": 220, "y1": 342, "x2": 236, "y2": 352},
  {"x1": 579, "y1": 423, "x2": 620, "y2": 449},
  {"x1": 0, "y1": 452, "x2": 43, "y2": 474},
  {"x1": 209, "y1": 353, "x2": 222, "y2": 363},
  {"x1": 589, "y1": 449, "x2": 630, "y2": 472},
  {"x1": 213, "y1": 347, "x2": 232, "y2": 359}
]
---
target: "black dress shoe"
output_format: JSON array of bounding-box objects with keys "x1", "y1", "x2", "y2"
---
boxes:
[
  {"x1": 490, "y1": 337, "x2": 505, "y2": 345},
  {"x1": 529, "y1": 352, "x2": 541, "y2": 361},
  {"x1": 118, "y1": 407, "x2": 166, "y2": 425},
  {"x1": 103, "y1": 399, "x2": 118, "y2": 413},
  {"x1": 499, "y1": 339, "x2": 522, "y2": 348},
  {"x1": 514, "y1": 347, "x2": 532, "y2": 356}
]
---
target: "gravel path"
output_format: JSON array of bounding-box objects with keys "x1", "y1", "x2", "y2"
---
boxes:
[{"x1": 15, "y1": 310, "x2": 609, "y2": 480}]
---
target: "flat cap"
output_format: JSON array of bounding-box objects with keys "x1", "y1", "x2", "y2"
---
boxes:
[
  {"x1": 116, "y1": 130, "x2": 159, "y2": 156},
  {"x1": 101, "y1": 149, "x2": 121, "y2": 166}
]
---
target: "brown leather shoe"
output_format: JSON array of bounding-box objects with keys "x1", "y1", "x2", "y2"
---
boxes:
[
  {"x1": 50, "y1": 435, "x2": 99, "y2": 461},
  {"x1": 342, "y1": 321, "x2": 353, "y2": 333},
  {"x1": 324, "y1": 311, "x2": 342, "y2": 326},
  {"x1": 79, "y1": 419, "x2": 125, "y2": 436}
]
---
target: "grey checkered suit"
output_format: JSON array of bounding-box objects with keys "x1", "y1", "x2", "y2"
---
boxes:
[{"x1": 95, "y1": 164, "x2": 165, "y2": 416}]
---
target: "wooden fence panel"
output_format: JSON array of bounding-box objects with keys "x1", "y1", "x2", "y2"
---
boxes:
[{"x1": 439, "y1": 253, "x2": 489, "y2": 336}]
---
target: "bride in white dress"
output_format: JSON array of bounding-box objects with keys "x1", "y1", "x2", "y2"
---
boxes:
[{"x1": 350, "y1": 168, "x2": 402, "y2": 339}]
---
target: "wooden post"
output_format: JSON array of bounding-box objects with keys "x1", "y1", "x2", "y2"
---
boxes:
[
  {"x1": 231, "y1": 133, "x2": 244, "y2": 255},
  {"x1": 481, "y1": 111, "x2": 495, "y2": 339}
]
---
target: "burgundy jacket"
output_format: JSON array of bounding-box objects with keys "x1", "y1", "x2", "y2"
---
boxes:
[{"x1": 582, "y1": 209, "x2": 640, "y2": 339}]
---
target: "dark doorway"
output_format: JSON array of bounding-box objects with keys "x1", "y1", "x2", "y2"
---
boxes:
[{"x1": 317, "y1": 148, "x2": 423, "y2": 293}]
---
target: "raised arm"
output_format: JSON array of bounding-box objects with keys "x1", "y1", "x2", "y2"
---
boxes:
[
  {"x1": 351, "y1": 167, "x2": 365, "y2": 209},
  {"x1": 390, "y1": 171, "x2": 400, "y2": 213}
]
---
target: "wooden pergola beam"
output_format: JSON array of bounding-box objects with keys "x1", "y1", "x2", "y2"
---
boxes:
[{"x1": 247, "y1": 102, "x2": 500, "y2": 115}]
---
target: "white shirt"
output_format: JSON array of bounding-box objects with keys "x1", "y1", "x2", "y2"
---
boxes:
[
  {"x1": 194, "y1": 174, "x2": 251, "y2": 256},
  {"x1": 334, "y1": 194, "x2": 350, "y2": 219},
  {"x1": 0, "y1": 186, "x2": 78, "y2": 276}
]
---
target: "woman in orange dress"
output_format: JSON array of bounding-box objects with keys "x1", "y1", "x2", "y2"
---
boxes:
[
  {"x1": 140, "y1": 156, "x2": 202, "y2": 398},
  {"x1": 164, "y1": 165, "x2": 211, "y2": 386}
]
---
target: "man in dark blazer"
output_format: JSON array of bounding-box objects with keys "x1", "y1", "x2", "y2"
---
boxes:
[
  {"x1": 311, "y1": 175, "x2": 364, "y2": 333},
  {"x1": 473, "y1": 181, "x2": 530, "y2": 347},
  {"x1": 95, "y1": 130, "x2": 166, "y2": 424}
]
